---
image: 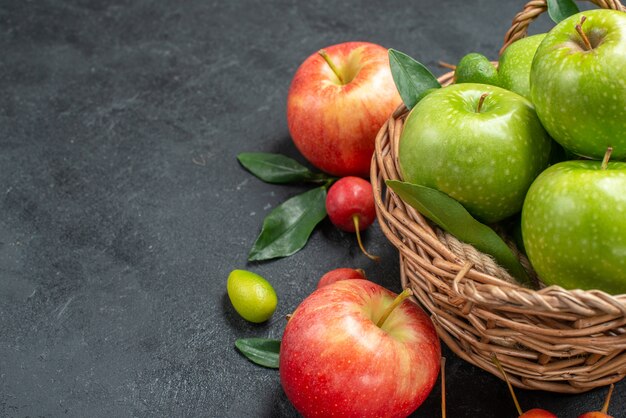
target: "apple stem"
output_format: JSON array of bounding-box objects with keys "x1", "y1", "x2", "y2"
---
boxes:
[
  {"x1": 441, "y1": 357, "x2": 447, "y2": 418},
  {"x1": 352, "y1": 215, "x2": 380, "y2": 262},
  {"x1": 476, "y1": 93, "x2": 489, "y2": 113},
  {"x1": 601, "y1": 383, "x2": 615, "y2": 414},
  {"x1": 576, "y1": 16, "x2": 593, "y2": 51},
  {"x1": 491, "y1": 354, "x2": 524, "y2": 416},
  {"x1": 376, "y1": 288, "x2": 413, "y2": 328},
  {"x1": 601, "y1": 147, "x2": 613, "y2": 170},
  {"x1": 318, "y1": 49, "x2": 344, "y2": 84}
]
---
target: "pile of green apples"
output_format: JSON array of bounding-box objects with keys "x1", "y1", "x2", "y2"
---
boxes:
[{"x1": 398, "y1": 9, "x2": 626, "y2": 294}]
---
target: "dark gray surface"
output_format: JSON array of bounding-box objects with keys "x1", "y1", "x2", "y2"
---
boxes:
[{"x1": 1, "y1": 1, "x2": 624, "y2": 417}]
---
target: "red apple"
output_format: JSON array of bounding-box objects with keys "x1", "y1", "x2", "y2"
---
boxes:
[
  {"x1": 317, "y1": 267, "x2": 367, "y2": 288},
  {"x1": 287, "y1": 41, "x2": 402, "y2": 177},
  {"x1": 279, "y1": 279, "x2": 441, "y2": 417}
]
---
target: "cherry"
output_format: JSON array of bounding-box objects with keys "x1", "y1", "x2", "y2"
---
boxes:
[
  {"x1": 492, "y1": 354, "x2": 557, "y2": 418},
  {"x1": 520, "y1": 409, "x2": 557, "y2": 418},
  {"x1": 326, "y1": 176, "x2": 379, "y2": 260},
  {"x1": 317, "y1": 267, "x2": 367, "y2": 289},
  {"x1": 578, "y1": 383, "x2": 615, "y2": 418}
]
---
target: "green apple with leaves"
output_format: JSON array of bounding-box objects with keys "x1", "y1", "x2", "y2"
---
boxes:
[
  {"x1": 522, "y1": 156, "x2": 626, "y2": 294},
  {"x1": 398, "y1": 83, "x2": 552, "y2": 224},
  {"x1": 498, "y1": 33, "x2": 546, "y2": 100},
  {"x1": 530, "y1": 9, "x2": 626, "y2": 160}
]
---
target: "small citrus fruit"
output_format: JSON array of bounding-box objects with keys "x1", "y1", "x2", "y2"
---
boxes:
[{"x1": 227, "y1": 269, "x2": 277, "y2": 323}]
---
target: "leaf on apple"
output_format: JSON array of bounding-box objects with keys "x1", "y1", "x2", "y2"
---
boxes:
[
  {"x1": 235, "y1": 338, "x2": 280, "y2": 368},
  {"x1": 237, "y1": 152, "x2": 333, "y2": 184},
  {"x1": 546, "y1": 0, "x2": 579, "y2": 24},
  {"x1": 386, "y1": 180, "x2": 534, "y2": 287},
  {"x1": 388, "y1": 49, "x2": 441, "y2": 110},
  {"x1": 248, "y1": 186, "x2": 328, "y2": 261}
]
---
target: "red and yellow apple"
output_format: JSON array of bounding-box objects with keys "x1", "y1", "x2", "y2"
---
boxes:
[
  {"x1": 279, "y1": 279, "x2": 441, "y2": 418},
  {"x1": 317, "y1": 267, "x2": 367, "y2": 288},
  {"x1": 287, "y1": 41, "x2": 402, "y2": 177}
]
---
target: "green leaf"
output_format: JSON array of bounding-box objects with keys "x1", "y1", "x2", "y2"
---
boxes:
[
  {"x1": 546, "y1": 0, "x2": 579, "y2": 23},
  {"x1": 388, "y1": 49, "x2": 441, "y2": 110},
  {"x1": 235, "y1": 338, "x2": 280, "y2": 368},
  {"x1": 386, "y1": 180, "x2": 533, "y2": 287},
  {"x1": 237, "y1": 152, "x2": 332, "y2": 184},
  {"x1": 249, "y1": 186, "x2": 328, "y2": 261}
]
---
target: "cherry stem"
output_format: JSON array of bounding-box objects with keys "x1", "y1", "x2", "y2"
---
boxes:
[
  {"x1": 476, "y1": 93, "x2": 489, "y2": 113},
  {"x1": 491, "y1": 354, "x2": 523, "y2": 416},
  {"x1": 601, "y1": 147, "x2": 613, "y2": 170},
  {"x1": 441, "y1": 357, "x2": 447, "y2": 418},
  {"x1": 576, "y1": 16, "x2": 593, "y2": 51},
  {"x1": 601, "y1": 383, "x2": 615, "y2": 414},
  {"x1": 438, "y1": 60, "x2": 457, "y2": 70},
  {"x1": 352, "y1": 215, "x2": 380, "y2": 262},
  {"x1": 355, "y1": 268, "x2": 367, "y2": 279},
  {"x1": 318, "y1": 49, "x2": 344, "y2": 84},
  {"x1": 376, "y1": 288, "x2": 412, "y2": 328}
]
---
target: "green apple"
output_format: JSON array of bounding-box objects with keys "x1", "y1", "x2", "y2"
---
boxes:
[
  {"x1": 498, "y1": 33, "x2": 546, "y2": 100},
  {"x1": 454, "y1": 53, "x2": 499, "y2": 86},
  {"x1": 398, "y1": 83, "x2": 552, "y2": 224},
  {"x1": 530, "y1": 10, "x2": 626, "y2": 160},
  {"x1": 522, "y1": 159, "x2": 626, "y2": 294}
]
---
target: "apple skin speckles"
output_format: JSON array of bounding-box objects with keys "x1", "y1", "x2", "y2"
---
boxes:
[
  {"x1": 398, "y1": 83, "x2": 552, "y2": 224},
  {"x1": 530, "y1": 10, "x2": 626, "y2": 160},
  {"x1": 521, "y1": 160, "x2": 626, "y2": 294}
]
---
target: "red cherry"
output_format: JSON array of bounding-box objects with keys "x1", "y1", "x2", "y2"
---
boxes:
[
  {"x1": 326, "y1": 176, "x2": 376, "y2": 231},
  {"x1": 317, "y1": 268, "x2": 367, "y2": 289},
  {"x1": 326, "y1": 176, "x2": 379, "y2": 260},
  {"x1": 520, "y1": 408, "x2": 557, "y2": 418}
]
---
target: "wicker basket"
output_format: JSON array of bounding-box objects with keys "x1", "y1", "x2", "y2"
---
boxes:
[{"x1": 371, "y1": 0, "x2": 626, "y2": 394}]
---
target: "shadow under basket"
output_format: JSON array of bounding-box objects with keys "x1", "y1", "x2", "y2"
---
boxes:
[{"x1": 371, "y1": 0, "x2": 626, "y2": 390}]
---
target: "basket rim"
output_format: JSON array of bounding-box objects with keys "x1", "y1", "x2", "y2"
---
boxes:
[{"x1": 500, "y1": 0, "x2": 626, "y2": 55}]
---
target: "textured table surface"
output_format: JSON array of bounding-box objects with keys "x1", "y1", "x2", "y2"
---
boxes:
[{"x1": 1, "y1": 1, "x2": 625, "y2": 417}]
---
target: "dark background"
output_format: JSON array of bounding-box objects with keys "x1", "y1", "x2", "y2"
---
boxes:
[{"x1": 1, "y1": 0, "x2": 624, "y2": 417}]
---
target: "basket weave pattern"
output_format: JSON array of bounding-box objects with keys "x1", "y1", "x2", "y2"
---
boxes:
[{"x1": 371, "y1": 0, "x2": 626, "y2": 393}]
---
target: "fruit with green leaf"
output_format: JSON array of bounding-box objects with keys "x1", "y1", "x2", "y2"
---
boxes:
[
  {"x1": 498, "y1": 33, "x2": 546, "y2": 100},
  {"x1": 287, "y1": 42, "x2": 402, "y2": 177},
  {"x1": 530, "y1": 9, "x2": 626, "y2": 160},
  {"x1": 227, "y1": 269, "x2": 278, "y2": 323},
  {"x1": 521, "y1": 149, "x2": 626, "y2": 294},
  {"x1": 398, "y1": 83, "x2": 552, "y2": 224},
  {"x1": 326, "y1": 176, "x2": 379, "y2": 260},
  {"x1": 279, "y1": 279, "x2": 441, "y2": 417}
]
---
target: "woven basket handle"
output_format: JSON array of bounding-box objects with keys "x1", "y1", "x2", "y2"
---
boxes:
[{"x1": 500, "y1": 0, "x2": 626, "y2": 54}]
